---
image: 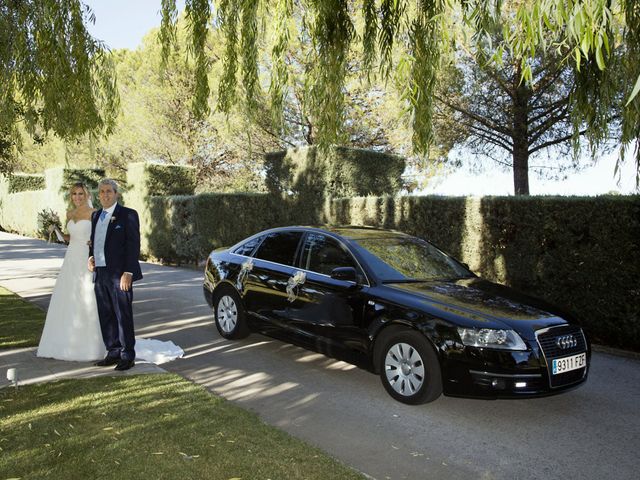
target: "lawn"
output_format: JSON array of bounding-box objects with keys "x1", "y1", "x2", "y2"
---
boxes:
[
  {"x1": 0, "y1": 374, "x2": 364, "y2": 479},
  {"x1": 0, "y1": 286, "x2": 45, "y2": 348}
]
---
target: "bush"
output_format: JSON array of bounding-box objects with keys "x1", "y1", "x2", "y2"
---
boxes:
[
  {"x1": 7, "y1": 174, "x2": 45, "y2": 193},
  {"x1": 265, "y1": 146, "x2": 405, "y2": 202}
]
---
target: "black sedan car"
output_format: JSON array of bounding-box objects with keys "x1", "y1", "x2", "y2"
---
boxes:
[{"x1": 203, "y1": 226, "x2": 590, "y2": 404}]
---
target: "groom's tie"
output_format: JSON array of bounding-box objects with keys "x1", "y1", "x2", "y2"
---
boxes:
[{"x1": 100, "y1": 210, "x2": 107, "y2": 222}]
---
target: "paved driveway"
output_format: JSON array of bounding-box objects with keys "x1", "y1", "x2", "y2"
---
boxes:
[{"x1": 2, "y1": 232, "x2": 639, "y2": 480}]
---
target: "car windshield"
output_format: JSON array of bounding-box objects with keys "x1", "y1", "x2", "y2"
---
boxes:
[{"x1": 354, "y1": 236, "x2": 472, "y2": 282}]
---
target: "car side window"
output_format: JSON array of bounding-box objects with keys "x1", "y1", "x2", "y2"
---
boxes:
[
  {"x1": 302, "y1": 233, "x2": 356, "y2": 276},
  {"x1": 253, "y1": 231, "x2": 303, "y2": 266},
  {"x1": 232, "y1": 236, "x2": 263, "y2": 256}
]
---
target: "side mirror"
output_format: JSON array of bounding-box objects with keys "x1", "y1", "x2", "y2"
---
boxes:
[{"x1": 330, "y1": 266, "x2": 357, "y2": 282}]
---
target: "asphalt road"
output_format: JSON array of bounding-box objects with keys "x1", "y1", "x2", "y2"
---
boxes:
[{"x1": 2, "y1": 231, "x2": 639, "y2": 480}]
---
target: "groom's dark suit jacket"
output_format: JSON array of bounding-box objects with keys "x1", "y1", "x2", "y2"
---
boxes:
[{"x1": 89, "y1": 203, "x2": 143, "y2": 281}]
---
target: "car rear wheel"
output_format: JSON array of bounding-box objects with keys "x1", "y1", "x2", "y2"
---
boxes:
[
  {"x1": 378, "y1": 329, "x2": 442, "y2": 404},
  {"x1": 213, "y1": 287, "x2": 250, "y2": 339}
]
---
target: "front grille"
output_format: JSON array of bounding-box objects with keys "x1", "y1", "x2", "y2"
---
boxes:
[{"x1": 536, "y1": 325, "x2": 588, "y2": 389}]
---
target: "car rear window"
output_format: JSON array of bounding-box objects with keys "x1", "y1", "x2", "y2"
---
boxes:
[{"x1": 232, "y1": 236, "x2": 263, "y2": 256}]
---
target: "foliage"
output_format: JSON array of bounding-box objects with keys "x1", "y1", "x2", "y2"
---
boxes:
[
  {"x1": 0, "y1": 286, "x2": 45, "y2": 348},
  {"x1": 0, "y1": 0, "x2": 119, "y2": 174},
  {"x1": 159, "y1": 0, "x2": 640, "y2": 185},
  {"x1": 434, "y1": 4, "x2": 626, "y2": 194},
  {"x1": 144, "y1": 163, "x2": 197, "y2": 196},
  {"x1": 147, "y1": 195, "x2": 202, "y2": 265},
  {"x1": 6, "y1": 173, "x2": 45, "y2": 193},
  {"x1": 0, "y1": 374, "x2": 365, "y2": 479},
  {"x1": 96, "y1": 22, "x2": 278, "y2": 192},
  {"x1": 265, "y1": 146, "x2": 405, "y2": 201}
]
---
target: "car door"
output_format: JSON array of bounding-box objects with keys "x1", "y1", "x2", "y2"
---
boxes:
[
  {"x1": 285, "y1": 232, "x2": 370, "y2": 361},
  {"x1": 241, "y1": 230, "x2": 304, "y2": 334}
]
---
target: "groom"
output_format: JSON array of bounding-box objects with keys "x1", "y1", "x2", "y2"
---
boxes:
[{"x1": 88, "y1": 179, "x2": 143, "y2": 371}]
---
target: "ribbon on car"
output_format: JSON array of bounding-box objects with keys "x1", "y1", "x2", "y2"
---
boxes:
[
  {"x1": 236, "y1": 259, "x2": 254, "y2": 293},
  {"x1": 286, "y1": 271, "x2": 306, "y2": 303}
]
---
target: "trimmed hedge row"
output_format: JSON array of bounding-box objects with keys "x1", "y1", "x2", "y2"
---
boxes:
[
  {"x1": 329, "y1": 195, "x2": 640, "y2": 351},
  {"x1": 265, "y1": 146, "x2": 405, "y2": 200},
  {"x1": 6, "y1": 173, "x2": 45, "y2": 193},
  {"x1": 0, "y1": 168, "x2": 104, "y2": 235},
  {"x1": 142, "y1": 192, "x2": 324, "y2": 264},
  {"x1": 3, "y1": 160, "x2": 638, "y2": 352}
]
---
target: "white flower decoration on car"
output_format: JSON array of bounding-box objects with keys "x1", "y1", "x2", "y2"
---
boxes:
[
  {"x1": 286, "y1": 271, "x2": 306, "y2": 303},
  {"x1": 236, "y1": 259, "x2": 254, "y2": 292}
]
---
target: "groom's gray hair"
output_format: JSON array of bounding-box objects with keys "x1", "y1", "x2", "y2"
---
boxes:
[{"x1": 99, "y1": 178, "x2": 119, "y2": 193}]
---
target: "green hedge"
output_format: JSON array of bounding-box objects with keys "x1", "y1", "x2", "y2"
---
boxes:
[
  {"x1": 5, "y1": 161, "x2": 637, "y2": 352},
  {"x1": 0, "y1": 168, "x2": 105, "y2": 235},
  {"x1": 265, "y1": 146, "x2": 405, "y2": 201},
  {"x1": 329, "y1": 195, "x2": 640, "y2": 351},
  {"x1": 139, "y1": 163, "x2": 197, "y2": 196},
  {"x1": 146, "y1": 196, "x2": 201, "y2": 264},
  {"x1": 6, "y1": 174, "x2": 45, "y2": 193}
]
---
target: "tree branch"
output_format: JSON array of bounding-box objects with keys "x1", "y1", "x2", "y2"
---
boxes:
[
  {"x1": 437, "y1": 95, "x2": 512, "y2": 137},
  {"x1": 529, "y1": 129, "x2": 587, "y2": 155}
]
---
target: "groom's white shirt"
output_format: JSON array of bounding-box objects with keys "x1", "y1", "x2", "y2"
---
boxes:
[{"x1": 94, "y1": 203, "x2": 117, "y2": 268}]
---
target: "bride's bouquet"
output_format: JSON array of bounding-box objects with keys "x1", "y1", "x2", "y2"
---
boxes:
[{"x1": 37, "y1": 209, "x2": 64, "y2": 243}]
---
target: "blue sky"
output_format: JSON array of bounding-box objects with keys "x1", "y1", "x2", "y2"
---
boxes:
[
  {"x1": 82, "y1": 0, "x2": 638, "y2": 195},
  {"x1": 83, "y1": 0, "x2": 184, "y2": 50}
]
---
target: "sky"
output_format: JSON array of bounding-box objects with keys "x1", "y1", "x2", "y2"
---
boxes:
[
  {"x1": 82, "y1": 0, "x2": 639, "y2": 196},
  {"x1": 83, "y1": 0, "x2": 184, "y2": 50}
]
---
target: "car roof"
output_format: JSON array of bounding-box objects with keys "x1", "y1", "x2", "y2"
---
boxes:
[{"x1": 258, "y1": 225, "x2": 413, "y2": 241}]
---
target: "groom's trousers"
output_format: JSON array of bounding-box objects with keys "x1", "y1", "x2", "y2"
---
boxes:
[{"x1": 94, "y1": 267, "x2": 136, "y2": 361}]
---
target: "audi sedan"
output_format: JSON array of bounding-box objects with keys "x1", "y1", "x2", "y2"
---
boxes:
[{"x1": 203, "y1": 226, "x2": 590, "y2": 404}]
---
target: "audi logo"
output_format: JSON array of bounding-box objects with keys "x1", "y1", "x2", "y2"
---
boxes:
[{"x1": 556, "y1": 334, "x2": 577, "y2": 350}]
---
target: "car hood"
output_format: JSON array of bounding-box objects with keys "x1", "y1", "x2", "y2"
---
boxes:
[{"x1": 385, "y1": 277, "x2": 570, "y2": 332}]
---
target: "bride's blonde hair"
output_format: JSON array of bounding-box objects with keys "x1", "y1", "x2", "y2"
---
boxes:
[{"x1": 69, "y1": 182, "x2": 93, "y2": 208}]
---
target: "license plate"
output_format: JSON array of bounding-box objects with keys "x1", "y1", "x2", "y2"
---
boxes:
[{"x1": 552, "y1": 353, "x2": 586, "y2": 375}]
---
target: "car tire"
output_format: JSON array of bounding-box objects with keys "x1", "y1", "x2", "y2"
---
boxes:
[
  {"x1": 377, "y1": 329, "x2": 443, "y2": 404},
  {"x1": 213, "y1": 286, "x2": 250, "y2": 340}
]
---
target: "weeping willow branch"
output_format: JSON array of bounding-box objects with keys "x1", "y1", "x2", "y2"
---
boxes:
[
  {"x1": 307, "y1": 0, "x2": 354, "y2": 149},
  {"x1": 409, "y1": 0, "x2": 446, "y2": 156},
  {"x1": 620, "y1": 0, "x2": 640, "y2": 185},
  {"x1": 1, "y1": 0, "x2": 119, "y2": 172},
  {"x1": 185, "y1": 0, "x2": 211, "y2": 119},
  {"x1": 150, "y1": 0, "x2": 638, "y2": 186},
  {"x1": 269, "y1": 0, "x2": 293, "y2": 129},
  {"x1": 159, "y1": 0, "x2": 178, "y2": 70}
]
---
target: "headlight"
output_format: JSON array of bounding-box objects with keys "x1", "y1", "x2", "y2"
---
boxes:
[{"x1": 457, "y1": 327, "x2": 527, "y2": 351}]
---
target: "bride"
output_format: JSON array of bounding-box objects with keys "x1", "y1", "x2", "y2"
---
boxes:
[
  {"x1": 37, "y1": 182, "x2": 105, "y2": 361},
  {"x1": 37, "y1": 183, "x2": 184, "y2": 364}
]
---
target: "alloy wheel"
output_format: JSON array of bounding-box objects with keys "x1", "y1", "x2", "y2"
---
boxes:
[
  {"x1": 217, "y1": 295, "x2": 238, "y2": 333},
  {"x1": 384, "y1": 342, "x2": 425, "y2": 396}
]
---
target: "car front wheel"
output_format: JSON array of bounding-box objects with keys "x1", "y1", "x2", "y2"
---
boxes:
[
  {"x1": 213, "y1": 286, "x2": 250, "y2": 340},
  {"x1": 378, "y1": 330, "x2": 443, "y2": 404}
]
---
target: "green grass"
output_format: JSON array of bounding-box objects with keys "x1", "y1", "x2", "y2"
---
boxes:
[
  {"x1": 0, "y1": 285, "x2": 45, "y2": 348},
  {"x1": 0, "y1": 374, "x2": 364, "y2": 479}
]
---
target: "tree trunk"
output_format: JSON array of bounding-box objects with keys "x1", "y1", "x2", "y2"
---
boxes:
[
  {"x1": 513, "y1": 141, "x2": 530, "y2": 195},
  {"x1": 512, "y1": 76, "x2": 530, "y2": 195}
]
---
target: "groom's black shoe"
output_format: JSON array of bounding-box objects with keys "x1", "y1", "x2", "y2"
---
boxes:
[
  {"x1": 114, "y1": 359, "x2": 135, "y2": 371},
  {"x1": 95, "y1": 357, "x2": 120, "y2": 367}
]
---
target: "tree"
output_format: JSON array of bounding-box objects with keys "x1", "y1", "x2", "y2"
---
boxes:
[
  {"x1": 4, "y1": 1, "x2": 638, "y2": 187},
  {"x1": 436, "y1": 7, "x2": 622, "y2": 194},
  {"x1": 0, "y1": 0, "x2": 118, "y2": 174},
  {"x1": 160, "y1": 0, "x2": 640, "y2": 187}
]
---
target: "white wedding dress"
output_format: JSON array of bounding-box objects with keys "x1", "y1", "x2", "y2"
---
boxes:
[
  {"x1": 37, "y1": 220, "x2": 105, "y2": 361},
  {"x1": 37, "y1": 220, "x2": 184, "y2": 364}
]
